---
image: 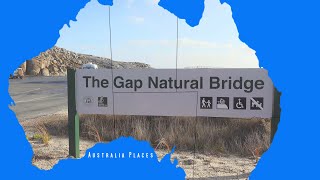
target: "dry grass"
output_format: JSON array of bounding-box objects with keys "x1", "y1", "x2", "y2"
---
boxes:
[
  {"x1": 34, "y1": 123, "x2": 51, "y2": 145},
  {"x1": 155, "y1": 138, "x2": 171, "y2": 152},
  {"x1": 38, "y1": 115, "x2": 271, "y2": 156}
]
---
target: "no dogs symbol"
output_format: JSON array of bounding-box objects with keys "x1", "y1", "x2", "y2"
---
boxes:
[{"x1": 250, "y1": 97, "x2": 264, "y2": 110}]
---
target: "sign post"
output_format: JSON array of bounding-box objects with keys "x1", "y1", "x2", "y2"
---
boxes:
[
  {"x1": 271, "y1": 87, "x2": 281, "y2": 143},
  {"x1": 67, "y1": 69, "x2": 80, "y2": 158}
]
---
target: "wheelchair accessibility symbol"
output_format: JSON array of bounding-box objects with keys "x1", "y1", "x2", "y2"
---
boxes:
[{"x1": 233, "y1": 97, "x2": 246, "y2": 110}]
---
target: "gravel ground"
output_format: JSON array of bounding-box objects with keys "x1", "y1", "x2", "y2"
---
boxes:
[
  {"x1": 28, "y1": 136, "x2": 255, "y2": 179},
  {"x1": 22, "y1": 112, "x2": 256, "y2": 179}
]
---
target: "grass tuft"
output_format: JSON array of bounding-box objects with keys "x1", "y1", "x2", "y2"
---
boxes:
[{"x1": 34, "y1": 123, "x2": 51, "y2": 145}]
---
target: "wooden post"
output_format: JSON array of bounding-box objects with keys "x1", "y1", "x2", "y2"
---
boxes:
[
  {"x1": 271, "y1": 87, "x2": 281, "y2": 143},
  {"x1": 67, "y1": 69, "x2": 80, "y2": 158}
]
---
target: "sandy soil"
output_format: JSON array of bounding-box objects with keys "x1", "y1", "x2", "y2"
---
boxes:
[
  {"x1": 27, "y1": 136, "x2": 255, "y2": 179},
  {"x1": 22, "y1": 113, "x2": 256, "y2": 179},
  {"x1": 30, "y1": 136, "x2": 94, "y2": 169},
  {"x1": 157, "y1": 151, "x2": 254, "y2": 179}
]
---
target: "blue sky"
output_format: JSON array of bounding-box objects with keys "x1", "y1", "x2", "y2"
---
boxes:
[{"x1": 56, "y1": 0, "x2": 259, "y2": 68}]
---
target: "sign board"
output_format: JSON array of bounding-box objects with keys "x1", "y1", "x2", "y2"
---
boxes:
[{"x1": 75, "y1": 69, "x2": 274, "y2": 118}]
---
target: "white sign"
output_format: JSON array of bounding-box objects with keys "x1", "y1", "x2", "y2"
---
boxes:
[{"x1": 75, "y1": 69, "x2": 274, "y2": 118}]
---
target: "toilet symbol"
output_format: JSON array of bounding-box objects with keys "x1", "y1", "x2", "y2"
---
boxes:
[
  {"x1": 250, "y1": 97, "x2": 264, "y2": 110},
  {"x1": 200, "y1": 97, "x2": 213, "y2": 109},
  {"x1": 217, "y1": 97, "x2": 229, "y2": 109},
  {"x1": 233, "y1": 97, "x2": 246, "y2": 110}
]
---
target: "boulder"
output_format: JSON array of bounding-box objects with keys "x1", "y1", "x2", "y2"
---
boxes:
[
  {"x1": 20, "y1": 62, "x2": 27, "y2": 73},
  {"x1": 29, "y1": 70, "x2": 39, "y2": 76},
  {"x1": 40, "y1": 68, "x2": 50, "y2": 76},
  {"x1": 17, "y1": 68, "x2": 24, "y2": 77}
]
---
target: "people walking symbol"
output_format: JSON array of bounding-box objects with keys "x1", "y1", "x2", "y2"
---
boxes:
[
  {"x1": 201, "y1": 98, "x2": 206, "y2": 108},
  {"x1": 207, "y1": 99, "x2": 211, "y2": 108},
  {"x1": 200, "y1": 97, "x2": 213, "y2": 109}
]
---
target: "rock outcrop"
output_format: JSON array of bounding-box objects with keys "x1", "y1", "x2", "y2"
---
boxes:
[{"x1": 21, "y1": 46, "x2": 151, "y2": 76}]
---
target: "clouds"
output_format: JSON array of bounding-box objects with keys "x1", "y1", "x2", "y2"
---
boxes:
[
  {"x1": 56, "y1": 0, "x2": 259, "y2": 69},
  {"x1": 128, "y1": 16, "x2": 145, "y2": 24},
  {"x1": 146, "y1": 0, "x2": 160, "y2": 6},
  {"x1": 128, "y1": 38, "x2": 233, "y2": 49},
  {"x1": 126, "y1": 0, "x2": 135, "y2": 8},
  {"x1": 180, "y1": 38, "x2": 218, "y2": 48},
  {"x1": 127, "y1": 0, "x2": 159, "y2": 8}
]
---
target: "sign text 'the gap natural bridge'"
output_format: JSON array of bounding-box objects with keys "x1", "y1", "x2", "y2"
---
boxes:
[{"x1": 75, "y1": 69, "x2": 274, "y2": 118}]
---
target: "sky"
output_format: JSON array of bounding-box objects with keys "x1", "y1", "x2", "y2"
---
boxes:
[{"x1": 56, "y1": 0, "x2": 259, "y2": 68}]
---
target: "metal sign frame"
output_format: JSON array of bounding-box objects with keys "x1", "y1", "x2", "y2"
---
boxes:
[{"x1": 67, "y1": 68, "x2": 281, "y2": 158}]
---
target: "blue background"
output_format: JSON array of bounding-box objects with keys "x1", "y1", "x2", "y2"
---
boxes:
[{"x1": 1, "y1": 0, "x2": 319, "y2": 179}]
